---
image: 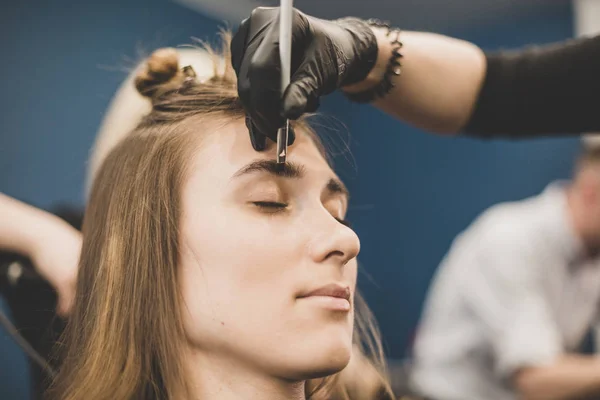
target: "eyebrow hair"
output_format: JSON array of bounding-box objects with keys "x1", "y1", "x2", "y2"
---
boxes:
[
  {"x1": 233, "y1": 160, "x2": 306, "y2": 179},
  {"x1": 326, "y1": 178, "x2": 349, "y2": 199},
  {"x1": 233, "y1": 159, "x2": 349, "y2": 200}
]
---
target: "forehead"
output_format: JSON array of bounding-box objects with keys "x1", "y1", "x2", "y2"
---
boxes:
[{"x1": 190, "y1": 118, "x2": 336, "y2": 179}]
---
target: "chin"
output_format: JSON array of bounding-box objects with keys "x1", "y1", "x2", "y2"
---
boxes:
[
  {"x1": 292, "y1": 329, "x2": 354, "y2": 380},
  {"x1": 303, "y1": 352, "x2": 352, "y2": 380}
]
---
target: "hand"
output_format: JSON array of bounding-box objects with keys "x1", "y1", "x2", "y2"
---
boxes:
[
  {"x1": 29, "y1": 220, "x2": 81, "y2": 317},
  {"x1": 231, "y1": 7, "x2": 378, "y2": 150}
]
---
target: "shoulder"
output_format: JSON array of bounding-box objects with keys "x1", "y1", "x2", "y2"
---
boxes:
[
  {"x1": 447, "y1": 194, "x2": 551, "y2": 281},
  {"x1": 465, "y1": 196, "x2": 542, "y2": 252}
]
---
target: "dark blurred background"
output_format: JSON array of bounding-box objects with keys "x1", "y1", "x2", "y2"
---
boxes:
[{"x1": 0, "y1": 0, "x2": 583, "y2": 397}]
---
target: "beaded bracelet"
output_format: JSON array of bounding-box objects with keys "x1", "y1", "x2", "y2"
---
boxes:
[{"x1": 344, "y1": 19, "x2": 403, "y2": 103}]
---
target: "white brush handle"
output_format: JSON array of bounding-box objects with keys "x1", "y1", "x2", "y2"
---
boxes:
[{"x1": 279, "y1": 0, "x2": 293, "y2": 95}]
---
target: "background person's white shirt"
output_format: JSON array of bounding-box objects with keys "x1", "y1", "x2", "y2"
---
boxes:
[{"x1": 411, "y1": 183, "x2": 600, "y2": 400}]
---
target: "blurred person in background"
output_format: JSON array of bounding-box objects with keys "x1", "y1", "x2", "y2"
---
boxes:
[
  {"x1": 231, "y1": 7, "x2": 600, "y2": 149},
  {"x1": 411, "y1": 145, "x2": 600, "y2": 400}
]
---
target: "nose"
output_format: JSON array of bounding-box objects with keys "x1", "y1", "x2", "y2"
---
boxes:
[{"x1": 308, "y1": 215, "x2": 360, "y2": 266}]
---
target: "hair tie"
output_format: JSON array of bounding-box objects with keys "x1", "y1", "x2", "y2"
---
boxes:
[{"x1": 182, "y1": 65, "x2": 197, "y2": 85}]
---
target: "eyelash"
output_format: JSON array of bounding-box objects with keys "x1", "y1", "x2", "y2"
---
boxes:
[{"x1": 252, "y1": 201, "x2": 352, "y2": 228}]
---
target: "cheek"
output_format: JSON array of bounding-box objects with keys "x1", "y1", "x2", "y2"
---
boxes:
[
  {"x1": 183, "y1": 205, "x2": 295, "y2": 287},
  {"x1": 177, "y1": 205, "x2": 300, "y2": 340}
]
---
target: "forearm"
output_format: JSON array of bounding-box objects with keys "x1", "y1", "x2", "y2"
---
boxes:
[
  {"x1": 345, "y1": 29, "x2": 600, "y2": 137},
  {"x1": 0, "y1": 193, "x2": 65, "y2": 257},
  {"x1": 515, "y1": 355, "x2": 600, "y2": 400},
  {"x1": 343, "y1": 29, "x2": 486, "y2": 135}
]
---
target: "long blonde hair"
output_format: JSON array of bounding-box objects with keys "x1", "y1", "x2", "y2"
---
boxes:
[{"x1": 49, "y1": 33, "x2": 393, "y2": 400}]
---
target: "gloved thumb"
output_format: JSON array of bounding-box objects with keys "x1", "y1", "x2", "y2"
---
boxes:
[{"x1": 282, "y1": 76, "x2": 321, "y2": 120}]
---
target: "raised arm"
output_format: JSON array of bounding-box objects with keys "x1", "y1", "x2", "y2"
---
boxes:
[
  {"x1": 0, "y1": 193, "x2": 80, "y2": 316},
  {"x1": 345, "y1": 31, "x2": 600, "y2": 137},
  {"x1": 231, "y1": 8, "x2": 600, "y2": 144}
]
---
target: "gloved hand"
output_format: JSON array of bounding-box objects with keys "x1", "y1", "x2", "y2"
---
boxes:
[{"x1": 231, "y1": 7, "x2": 378, "y2": 151}]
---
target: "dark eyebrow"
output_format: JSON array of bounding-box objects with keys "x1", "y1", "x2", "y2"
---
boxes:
[
  {"x1": 326, "y1": 178, "x2": 349, "y2": 200},
  {"x1": 233, "y1": 159, "x2": 349, "y2": 200},
  {"x1": 233, "y1": 160, "x2": 306, "y2": 179}
]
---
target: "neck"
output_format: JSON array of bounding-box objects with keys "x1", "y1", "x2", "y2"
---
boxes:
[{"x1": 182, "y1": 348, "x2": 306, "y2": 400}]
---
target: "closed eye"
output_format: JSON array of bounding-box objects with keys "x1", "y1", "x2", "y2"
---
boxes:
[
  {"x1": 252, "y1": 201, "x2": 288, "y2": 214},
  {"x1": 253, "y1": 201, "x2": 287, "y2": 208},
  {"x1": 252, "y1": 202, "x2": 352, "y2": 228}
]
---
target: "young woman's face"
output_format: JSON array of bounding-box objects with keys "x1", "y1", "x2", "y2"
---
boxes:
[{"x1": 178, "y1": 119, "x2": 360, "y2": 380}]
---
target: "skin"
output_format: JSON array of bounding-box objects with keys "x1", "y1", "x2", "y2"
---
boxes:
[
  {"x1": 568, "y1": 164, "x2": 600, "y2": 253},
  {"x1": 177, "y1": 118, "x2": 360, "y2": 400},
  {"x1": 0, "y1": 193, "x2": 80, "y2": 316},
  {"x1": 344, "y1": 28, "x2": 486, "y2": 134}
]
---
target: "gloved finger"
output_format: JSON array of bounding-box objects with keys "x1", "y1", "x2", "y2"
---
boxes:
[
  {"x1": 244, "y1": 10, "x2": 286, "y2": 141},
  {"x1": 234, "y1": 12, "x2": 272, "y2": 117},
  {"x1": 281, "y1": 60, "x2": 327, "y2": 120},
  {"x1": 247, "y1": 7, "x2": 311, "y2": 77},
  {"x1": 281, "y1": 78, "x2": 322, "y2": 120},
  {"x1": 230, "y1": 16, "x2": 252, "y2": 74},
  {"x1": 250, "y1": 104, "x2": 293, "y2": 142},
  {"x1": 248, "y1": 8, "x2": 281, "y2": 85},
  {"x1": 281, "y1": 37, "x2": 339, "y2": 119},
  {"x1": 246, "y1": 115, "x2": 267, "y2": 151},
  {"x1": 245, "y1": 116, "x2": 295, "y2": 151},
  {"x1": 247, "y1": 8, "x2": 316, "y2": 139},
  {"x1": 233, "y1": 7, "x2": 280, "y2": 64},
  {"x1": 234, "y1": 8, "x2": 281, "y2": 130}
]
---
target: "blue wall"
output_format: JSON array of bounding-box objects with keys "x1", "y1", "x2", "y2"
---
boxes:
[{"x1": 0, "y1": 0, "x2": 576, "y2": 397}]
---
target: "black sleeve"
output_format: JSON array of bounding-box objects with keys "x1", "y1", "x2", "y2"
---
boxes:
[{"x1": 464, "y1": 35, "x2": 600, "y2": 138}]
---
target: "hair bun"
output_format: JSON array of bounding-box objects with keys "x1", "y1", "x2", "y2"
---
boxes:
[{"x1": 135, "y1": 48, "x2": 181, "y2": 98}]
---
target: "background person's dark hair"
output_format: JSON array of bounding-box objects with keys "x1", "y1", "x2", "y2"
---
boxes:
[{"x1": 577, "y1": 143, "x2": 600, "y2": 168}]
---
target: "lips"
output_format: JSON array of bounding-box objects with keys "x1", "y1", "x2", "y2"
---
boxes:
[
  {"x1": 297, "y1": 283, "x2": 352, "y2": 312},
  {"x1": 299, "y1": 283, "x2": 351, "y2": 300}
]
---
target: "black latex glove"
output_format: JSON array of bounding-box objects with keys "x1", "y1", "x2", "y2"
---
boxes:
[{"x1": 231, "y1": 7, "x2": 378, "y2": 151}]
